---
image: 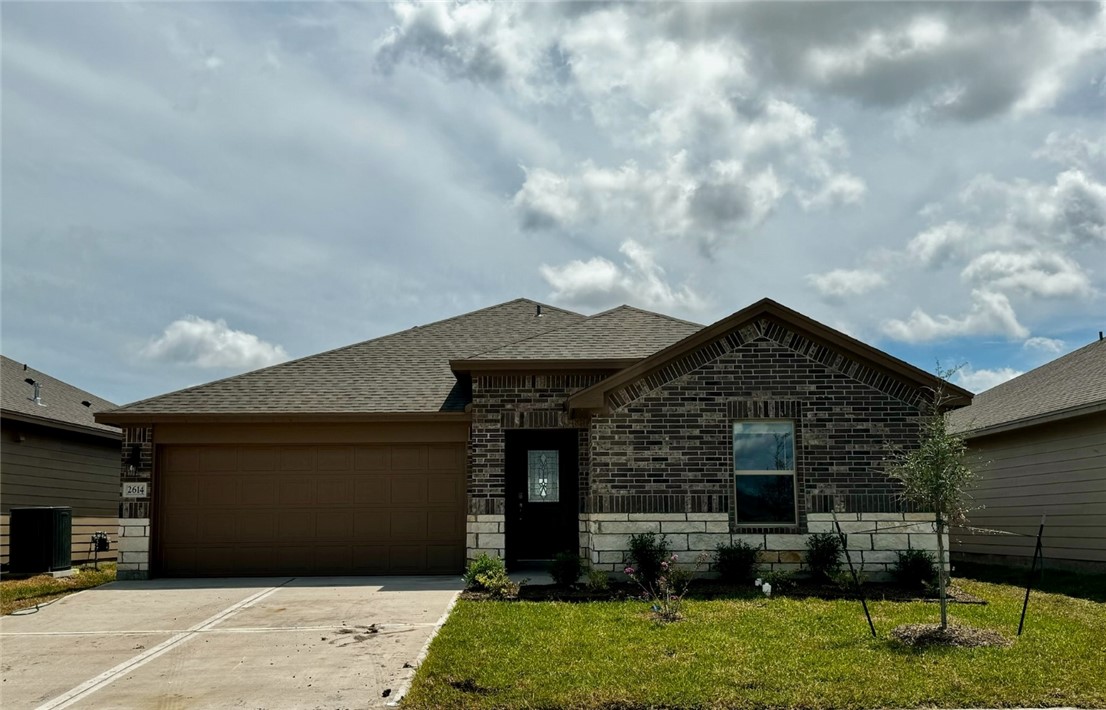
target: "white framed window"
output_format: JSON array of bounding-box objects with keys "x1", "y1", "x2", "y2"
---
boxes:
[
  {"x1": 733, "y1": 421, "x2": 797, "y2": 525},
  {"x1": 527, "y1": 449, "x2": 560, "y2": 502}
]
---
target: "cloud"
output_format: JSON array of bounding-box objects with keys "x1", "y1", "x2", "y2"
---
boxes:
[
  {"x1": 539, "y1": 240, "x2": 702, "y2": 311},
  {"x1": 955, "y1": 365, "x2": 1024, "y2": 393},
  {"x1": 1023, "y1": 336, "x2": 1065, "y2": 354},
  {"x1": 515, "y1": 154, "x2": 785, "y2": 252},
  {"x1": 906, "y1": 221, "x2": 972, "y2": 268},
  {"x1": 882, "y1": 289, "x2": 1029, "y2": 343},
  {"x1": 1035, "y1": 131, "x2": 1106, "y2": 172},
  {"x1": 139, "y1": 316, "x2": 289, "y2": 369},
  {"x1": 806, "y1": 269, "x2": 887, "y2": 300},
  {"x1": 961, "y1": 251, "x2": 1093, "y2": 298}
]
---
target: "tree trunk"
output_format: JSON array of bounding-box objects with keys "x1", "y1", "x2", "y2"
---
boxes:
[{"x1": 936, "y1": 513, "x2": 948, "y2": 629}]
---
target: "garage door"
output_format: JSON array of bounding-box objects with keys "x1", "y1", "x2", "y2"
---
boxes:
[{"x1": 156, "y1": 444, "x2": 465, "y2": 576}]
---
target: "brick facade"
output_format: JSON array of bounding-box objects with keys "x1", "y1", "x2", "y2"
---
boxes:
[{"x1": 118, "y1": 426, "x2": 153, "y2": 580}]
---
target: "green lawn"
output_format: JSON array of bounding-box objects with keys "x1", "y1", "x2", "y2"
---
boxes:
[
  {"x1": 1, "y1": 564, "x2": 116, "y2": 615},
  {"x1": 404, "y1": 578, "x2": 1106, "y2": 709}
]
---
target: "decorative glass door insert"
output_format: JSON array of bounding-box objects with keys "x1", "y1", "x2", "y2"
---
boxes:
[{"x1": 527, "y1": 450, "x2": 560, "y2": 502}]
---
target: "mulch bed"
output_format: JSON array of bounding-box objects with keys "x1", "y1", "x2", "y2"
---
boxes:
[{"x1": 891, "y1": 623, "x2": 1012, "y2": 648}]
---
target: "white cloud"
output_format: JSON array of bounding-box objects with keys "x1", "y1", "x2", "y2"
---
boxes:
[
  {"x1": 140, "y1": 316, "x2": 288, "y2": 369},
  {"x1": 961, "y1": 251, "x2": 1093, "y2": 298},
  {"x1": 806, "y1": 269, "x2": 887, "y2": 300},
  {"x1": 955, "y1": 365, "x2": 1023, "y2": 393},
  {"x1": 882, "y1": 289, "x2": 1029, "y2": 343},
  {"x1": 539, "y1": 240, "x2": 702, "y2": 311},
  {"x1": 1023, "y1": 336, "x2": 1065, "y2": 354},
  {"x1": 1035, "y1": 131, "x2": 1106, "y2": 172},
  {"x1": 907, "y1": 221, "x2": 971, "y2": 268}
]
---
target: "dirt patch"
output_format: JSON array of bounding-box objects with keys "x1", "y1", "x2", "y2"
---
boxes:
[{"x1": 891, "y1": 623, "x2": 1012, "y2": 648}]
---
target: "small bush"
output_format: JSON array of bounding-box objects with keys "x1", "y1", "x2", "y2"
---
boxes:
[
  {"x1": 893, "y1": 549, "x2": 938, "y2": 590},
  {"x1": 464, "y1": 553, "x2": 506, "y2": 590},
  {"x1": 626, "y1": 532, "x2": 671, "y2": 588},
  {"x1": 549, "y1": 552, "x2": 582, "y2": 586},
  {"x1": 760, "y1": 570, "x2": 797, "y2": 594},
  {"x1": 805, "y1": 532, "x2": 843, "y2": 583},
  {"x1": 831, "y1": 567, "x2": 868, "y2": 592},
  {"x1": 714, "y1": 540, "x2": 760, "y2": 583},
  {"x1": 585, "y1": 568, "x2": 610, "y2": 593},
  {"x1": 475, "y1": 569, "x2": 520, "y2": 599}
]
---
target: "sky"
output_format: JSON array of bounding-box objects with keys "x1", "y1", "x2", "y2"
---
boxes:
[{"x1": 2, "y1": 1, "x2": 1105, "y2": 406}]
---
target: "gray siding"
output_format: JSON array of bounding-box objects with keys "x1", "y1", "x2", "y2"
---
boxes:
[{"x1": 952, "y1": 411, "x2": 1106, "y2": 570}]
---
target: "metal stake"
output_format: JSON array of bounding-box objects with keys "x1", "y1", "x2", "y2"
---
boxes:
[
  {"x1": 1018, "y1": 514, "x2": 1045, "y2": 636},
  {"x1": 832, "y1": 507, "x2": 876, "y2": 638}
]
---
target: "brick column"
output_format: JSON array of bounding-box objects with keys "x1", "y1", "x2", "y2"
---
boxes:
[{"x1": 118, "y1": 425, "x2": 153, "y2": 580}]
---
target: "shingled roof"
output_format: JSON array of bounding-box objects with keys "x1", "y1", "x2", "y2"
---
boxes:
[
  {"x1": 98, "y1": 299, "x2": 584, "y2": 420},
  {"x1": 455, "y1": 305, "x2": 703, "y2": 365},
  {"x1": 949, "y1": 337, "x2": 1106, "y2": 436},
  {"x1": 2, "y1": 355, "x2": 120, "y2": 437}
]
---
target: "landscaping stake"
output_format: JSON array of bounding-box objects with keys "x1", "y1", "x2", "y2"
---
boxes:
[
  {"x1": 1017, "y1": 514, "x2": 1046, "y2": 636},
  {"x1": 831, "y1": 507, "x2": 876, "y2": 638}
]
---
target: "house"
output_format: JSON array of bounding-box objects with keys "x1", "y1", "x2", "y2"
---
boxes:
[
  {"x1": 95, "y1": 298, "x2": 966, "y2": 580},
  {"x1": 2, "y1": 355, "x2": 122, "y2": 569},
  {"x1": 949, "y1": 337, "x2": 1106, "y2": 572}
]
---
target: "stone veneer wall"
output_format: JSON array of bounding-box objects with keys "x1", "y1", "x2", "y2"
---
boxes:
[
  {"x1": 582, "y1": 511, "x2": 947, "y2": 579},
  {"x1": 117, "y1": 426, "x2": 153, "y2": 580}
]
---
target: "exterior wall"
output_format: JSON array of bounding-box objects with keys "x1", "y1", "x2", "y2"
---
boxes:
[
  {"x1": 118, "y1": 426, "x2": 153, "y2": 579},
  {"x1": 466, "y1": 372, "x2": 605, "y2": 560},
  {"x1": 952, "y1": 411, "x2": 1106, "y2": 572},
  {"x1": 581, "y1": 512, "x2": 945, "y2": 580},
  {"x1": 589, "y1": 335, "x2": 926, "y2": 529},
  {"x1": 1, "y1": 418, "x2": 121, "y2": 568}
]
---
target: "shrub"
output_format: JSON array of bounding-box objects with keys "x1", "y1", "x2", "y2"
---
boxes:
[
  {"x1": 714, "y1": 540, "x2": 760, "y2": 583},
  {"x1": 475, "y1": 569, "x2": 520, "y2": 600},
  {"x1": 831, "y1": 567, "x2": 868, "y2": 592},
  {"x1": 463, "y1": 553, "x2": 506, "y2": 590},
  {"x1": 805, "y1": 532, "x2": 843, "y2": 583},
  {"x1": 760, "y1": 569, "x2": 797, "y2": 594},
  {"x1": 626, "y1": 552, "x2": 710, "y2": 621},
  {"x1": 549, "y1": 552, "x2": 582, "y2": 587},
  {"x1": 585, "y1": 568, "x2": 610, "y2": 593},
  {"x1": 893, "y1": 549, "x2": 938, "y2": 590},
  {"x1": 626, "y1": 532, "x2": 671, "y2": 588}
]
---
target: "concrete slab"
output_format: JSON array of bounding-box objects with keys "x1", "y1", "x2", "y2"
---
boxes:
[{"x1": 0, "y1": 576, "x2": 460, "y2": 710}]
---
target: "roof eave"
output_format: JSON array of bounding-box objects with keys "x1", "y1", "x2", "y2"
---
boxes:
[
  {"x1": 449, "y1": 358, "x2": 640, "y2": 373},
  {"x1": 95, "y1": 411, "x2": 473, "y2": 426},
  {"x1": 2, "y1": 410, "x2": 122, "y2": 439},
  {"x1": 566, "y1": 298, "x2": 973, "y2": 412},
  {"x1": 957, "y1": 400, "x2": 1106, "y2": 440}
]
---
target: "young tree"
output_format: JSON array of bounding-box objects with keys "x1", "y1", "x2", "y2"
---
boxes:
[{"x1": 886, "y1": 367, "x2": 975, "y2": 629}]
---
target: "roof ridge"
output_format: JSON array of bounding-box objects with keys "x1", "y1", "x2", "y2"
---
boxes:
[
  {"x1": 105, "y1": 298, "x2": 585, "y2": 412},
  {"x1": 606, "y1": 304, "x2": 703, "y2": 328}
]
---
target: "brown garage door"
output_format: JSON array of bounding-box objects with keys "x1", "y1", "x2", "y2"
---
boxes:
[{"x1": 156, "y1": 443, "x2": 465, "y2": 576}]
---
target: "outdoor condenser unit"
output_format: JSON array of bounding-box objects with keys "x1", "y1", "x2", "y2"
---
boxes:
[{"x1": 9, "y1": 506, "x2": 73, "y2": 575}]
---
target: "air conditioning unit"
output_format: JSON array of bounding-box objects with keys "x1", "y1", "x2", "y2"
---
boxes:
[{"x1": 10, "y1": 507, "x2": 73, "y2": 577}]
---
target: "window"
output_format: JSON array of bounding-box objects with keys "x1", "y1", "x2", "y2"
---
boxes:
[
  {"x1": 733, "y1": 421, "x2": 796, "y2": 525},
  {"x1": 527, "y1": 450, "x2": 560, "y2": 502}
]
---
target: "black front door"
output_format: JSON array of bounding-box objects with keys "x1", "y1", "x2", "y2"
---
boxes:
[{"x1": 505, "y1": 429, "x2": 579, "y2": 565}]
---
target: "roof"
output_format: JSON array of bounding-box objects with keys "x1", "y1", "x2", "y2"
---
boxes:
[
  {"x1": 949, "y1": 337, "x2": 1106, "y2": 437},
  {"x1": 98, "y1": 299, "x2": 584, "y2": 421},
  {"x1": 567, "y1": 298, "x2": 974, "y2": 412},
  {"x1": 1, "y1": 355, "x2": 120, "y2": 438},
  {"x1": 452, "y1": 305, "x2": 703, "y2": 368}
]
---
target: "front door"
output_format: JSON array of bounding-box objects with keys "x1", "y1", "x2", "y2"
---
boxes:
[{"x1": 505, "y1": 429, "x2": 579, "y2": 565}]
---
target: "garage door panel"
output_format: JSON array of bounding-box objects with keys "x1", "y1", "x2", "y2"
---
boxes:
[
  {"x1": 317, "y1": 447, "x2": 352, "y2": 471},
  {"x1": 354, "y1": 476, "x2": 388, "y2": 505},
  {"x1": 391, "y1": 476, "x2": 428, "y2": 505},
  {"x1": 239, "y1": 448, "x2": 279, "y2": 471},
  {"x1": 318, "y1": 478, "x2": 354, "y2": 505},
  {"x1": 199, "y1": 448, "x2": 237, "y2": 472},
  {"x1": 158, "y1": 443, "x2": 464, "y2": 576},
  {"x1": 278, "y1": 480, "x2": 314, "y2": 505}
]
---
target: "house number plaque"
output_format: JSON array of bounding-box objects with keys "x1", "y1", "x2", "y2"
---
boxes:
[{"x1": 123, "y1": 482, "x2": 148, "y2": 498}]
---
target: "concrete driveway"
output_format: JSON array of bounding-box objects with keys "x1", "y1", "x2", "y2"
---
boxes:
[{"x1": 0, "y1": 576, "x2": 461, "y2": 709}]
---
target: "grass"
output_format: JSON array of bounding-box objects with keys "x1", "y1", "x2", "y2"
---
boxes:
[
  {"x1": 404, "y1": 576, "x2": 1106, "y2": 709},
  {"x1": 1, "y1": 564, "x2": 116, "y2": 615}
]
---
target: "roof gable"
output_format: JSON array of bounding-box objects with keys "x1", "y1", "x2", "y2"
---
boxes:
[
  {"x1": 453, "y1": 305, "x2": 703, "y2": 367},
  {"x1": 949, "y1": 337, "x2": 1106, "y2": 436},
  {"x1": 99, "y1": 299, "x2": 583, "y2": 421},
  {"x1": 567, "y1": 298, "x2": 972, "y2": 413},
  {"x1": 1, "y1": 355, "x2": 120, "y2": 437}
]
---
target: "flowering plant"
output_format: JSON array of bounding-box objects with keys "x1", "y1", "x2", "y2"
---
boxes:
[{"x1": 624, "y1": 551, "x2": 710, "y2": 622}]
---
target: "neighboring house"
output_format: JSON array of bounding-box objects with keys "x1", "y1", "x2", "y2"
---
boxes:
[
  {"x1": 1, "y1": 356, "x2": 122, "y2": 569},
  {"x1": 949, "y1": 338, "x2": 1106, "y2": 572},
  {"x1": 96, "y1": 298, "x2": 969, "y2": 580}
]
